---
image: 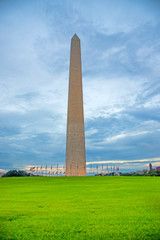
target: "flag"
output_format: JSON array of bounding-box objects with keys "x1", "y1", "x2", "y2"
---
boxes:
[
  {"x1": 51, "y1": 165, "x2": 52, "y2": 170},
  {"x1": 90, "y1": 164, "x2": 92, "y2": 173},
  {"x1": 30, "y1": 167, "x2": 35, "y2": 171}
]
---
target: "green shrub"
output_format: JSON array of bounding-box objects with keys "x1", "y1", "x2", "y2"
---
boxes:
[{"x1": 2, "y1": 170, "x2": 30, "y2": 177}]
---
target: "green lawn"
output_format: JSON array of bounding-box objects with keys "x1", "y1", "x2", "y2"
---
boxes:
[{"x1": 0, "y1": 176, "x2": 160, "y2": 240}]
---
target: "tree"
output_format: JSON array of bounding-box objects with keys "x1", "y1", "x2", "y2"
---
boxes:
[{"x1": 2, "y1": 170, "x2": 30, "y2": 177}]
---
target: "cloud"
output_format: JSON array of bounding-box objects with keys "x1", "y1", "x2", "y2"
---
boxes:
[
  {"x1": 86, "y1": 157, "x2": 160, "y2": 171},
  {"x1": 103, "y1": 131, "x2": 150, "y2": 144},
  {"x1": 85, "y1": 128, "x2": 98, "y2": 137},
  {"x1": 86, "y1": 157, "x2": 160, "y2": 165},
  {"x1": 72, "y1": 0, "x2": 159, "y2": 35},
  {"x1": 0, "y1": 0, "x2": 160, "y2": 171}
]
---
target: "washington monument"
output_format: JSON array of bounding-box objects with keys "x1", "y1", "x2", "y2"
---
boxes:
[{"x1": 65, "y1": 34, "x2": 86, "y2": 176}]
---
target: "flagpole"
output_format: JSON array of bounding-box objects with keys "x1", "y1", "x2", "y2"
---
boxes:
[
  {"x1": 46, "y1": 165, "x2": 47, "y2": 177},
  {"x1": 57, "y1": 164, "x2": 58, "y2": 176}
]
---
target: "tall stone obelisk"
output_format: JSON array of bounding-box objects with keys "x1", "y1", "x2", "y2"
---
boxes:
[{"x1": 65, "y1": 34, "x2": 86, "y2": 176}]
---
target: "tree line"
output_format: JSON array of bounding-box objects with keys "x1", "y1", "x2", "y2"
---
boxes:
[
  {"x1": 119, "y1": 171, "x2": 160, "y2": 176},
  {"x1": 2, "y1": 170, "x2": 32, "y2": 177}
]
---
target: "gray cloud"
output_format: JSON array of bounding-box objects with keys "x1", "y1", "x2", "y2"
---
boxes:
[{"x1": 0, "y1": 0, "x2": 160, "y2": 171}]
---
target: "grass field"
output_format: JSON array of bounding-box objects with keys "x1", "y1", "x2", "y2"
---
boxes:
[{"x1": 0, "y1": 176, "x2": 160, "y2": 240}]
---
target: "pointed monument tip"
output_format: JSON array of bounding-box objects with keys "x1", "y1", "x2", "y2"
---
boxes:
[{"x1": 72, "y1": 33, "x2": 80, "y2": 40}]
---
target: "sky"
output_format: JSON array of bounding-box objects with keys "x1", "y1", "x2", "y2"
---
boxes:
[{"x1": 0, "y1": 0, "x2": 160, "y2": 172}]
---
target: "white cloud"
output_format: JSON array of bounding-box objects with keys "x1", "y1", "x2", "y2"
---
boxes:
[
  {"x1": 84, "y1": 75, "x2": 146, "y2": 120},
  {"x1": 101, "y1": 46, "x2": 126, "y2": 60},
  {"x1": 87, "y1": 157, "x2": 160, "y2": 165},
  {"x1": 103, "y1": 130, "x2": 150, "y2": 144},
  {"x1": 136, "y1": 42, "x2": 160, "y2": 75},
  {"x1": 73, "y1": 0, "x2": 157, "y2": 35},
  {"x1": 0, "y1": 169, "x2": 8, "y2": 172},
  {"x1": 151, "y1": 162, "x2": 160, "y2": 167},
  {"x1": 85, "y1": 128, "x2": 98, "y2": 137}
]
